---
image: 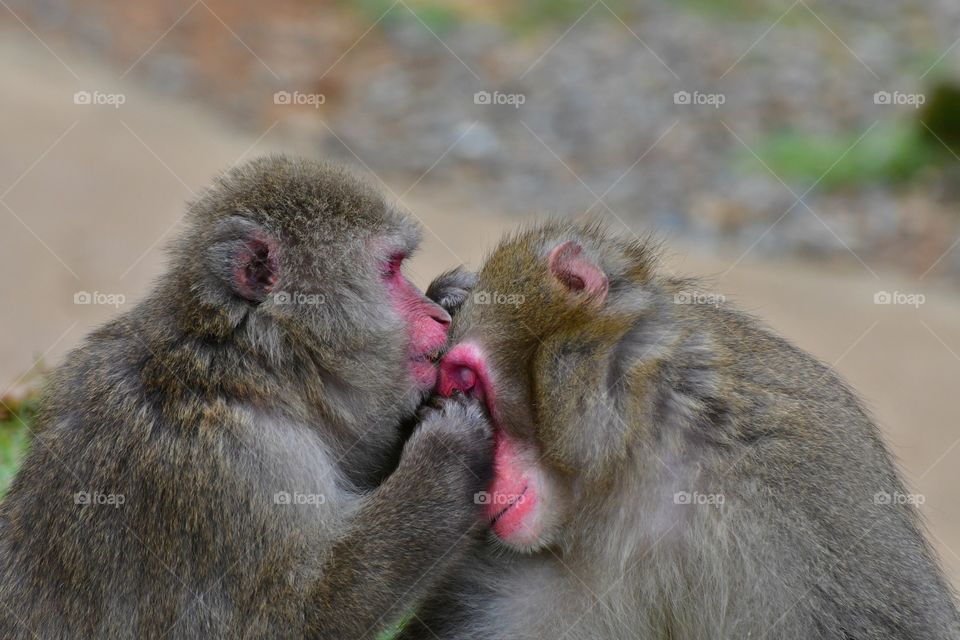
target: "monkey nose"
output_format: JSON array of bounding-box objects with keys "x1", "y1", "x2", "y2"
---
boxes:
[
  {"x1": 438, "y1": 363, "x2": 476, "y2": 396},
  {"x1": 438, "y1": 342, "x2": 488, "y2": 400},
  {"x1": 452, "y1": 366, "x2": 477, "y2": 393}
]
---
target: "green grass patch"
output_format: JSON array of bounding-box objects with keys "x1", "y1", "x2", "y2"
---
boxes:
[
  {"x1": 351, "y1": 0, "x2": 462, "y2": 33},
  {"x1": 736, "y1": 122, "x2": 941, "y2": 190},
  {"x1": 677, "y1": 0, "x2": 783, "y2": 21},
  {"x1": 347, "y1": 0, "x2": 636, "y2": 35},
  {"x1": 377, "y1": 612, "x2": 411, "y2": 640},
  {"x1": 0, "y1": 413, "x2": 32, "y2": 498}
]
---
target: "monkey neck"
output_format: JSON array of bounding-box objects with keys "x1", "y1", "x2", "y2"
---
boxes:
[
  {"x1": 562, "y1": 453, "x2": 701, "y2": 574},
  {"x1": 562, "y1": 320, "x2": 732, "y2": 568}
]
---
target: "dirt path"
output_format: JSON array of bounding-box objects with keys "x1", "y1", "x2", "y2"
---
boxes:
[{"x1": 2, "y1": 29, "x2": 958, "y2": 587}]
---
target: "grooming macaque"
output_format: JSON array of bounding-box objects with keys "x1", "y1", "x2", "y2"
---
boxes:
[
  {"x1": 402, "y1": 222, "x2": 960, "y2": 639},
  {"x1": 0, "y1": 156, "x2": 492, "y2": 639}
]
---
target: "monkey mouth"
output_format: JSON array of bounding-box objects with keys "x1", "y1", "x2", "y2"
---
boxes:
[
  {"x1": 489, "y1": 483, "x2": 529, "y2": 525},
  {"x1": 411, "y1": 345, "x2": 443, "y2": 364},
  {"x1": 432, "y1": 344, "x2": 451, "y2": 364},
  {"x1": 409, "y1": 346, "x2": 444, "y2": 387}
]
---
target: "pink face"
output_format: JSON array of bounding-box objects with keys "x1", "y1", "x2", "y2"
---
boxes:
[
  {"x1": 435, "y1": 241, "x2": 610, "y2": 550},
  {"x1": 382, "y1": 254, "x2": 451, "y2": 388},
  {"x1": 439, "y1": 343, "x2": 547, "y2": 549}
]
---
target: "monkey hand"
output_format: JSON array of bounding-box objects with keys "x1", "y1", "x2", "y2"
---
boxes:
[
  {"x1": 425, "y1": 266, "x2": 478, "y2": 315},
  {"x1": 413, "y1": 393, "x2": 494, "y2": 494}
]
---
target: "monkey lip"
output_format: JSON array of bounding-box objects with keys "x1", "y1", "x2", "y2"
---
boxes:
[
  {"x1": 439, "y1": 346, "x2": 541, "y2": 545},
  {"x1": 488, "y1": 476, "x2": 539, "y2": 543},
  {"x1": 485, "y1": 430, "x2": 541, "y2": 544},
  {"x1": 410, "y1": 351, "x2": 441, "y2": 387},
  {"x1": 411, "y1": 350, "x2": 441, "y2": 364},
  {"x1": 413, "y1": 341, "x2": 445, "y2": 363},
  {"x1": 489, "y1": 482, "x2": 528, "y2": 525}
]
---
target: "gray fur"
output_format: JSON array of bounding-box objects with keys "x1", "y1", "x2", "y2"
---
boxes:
[{"x1": 0, "y1": 155, "x2": 491, "y2": 639}]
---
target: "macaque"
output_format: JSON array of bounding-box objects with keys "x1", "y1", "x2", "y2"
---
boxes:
[
  {"x1": 0, "y1": 156, "x2": 492, "y2": 639},
  {"x1": 402, "y1": 221, "x2": 960, "y2": 639}
]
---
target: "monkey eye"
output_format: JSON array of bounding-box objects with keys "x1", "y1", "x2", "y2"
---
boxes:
[{"x1": 381, "y1": 253, "x2": 405, "y2": 278}]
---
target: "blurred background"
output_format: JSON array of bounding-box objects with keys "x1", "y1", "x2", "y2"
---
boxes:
[{"x1": 0, "y1": 0, "x2": 958, "y2": 588}]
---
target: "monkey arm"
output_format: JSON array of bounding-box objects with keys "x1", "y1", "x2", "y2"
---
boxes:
[{"x1": 306, "y1": 398, "x2": 491, "y2": 639}]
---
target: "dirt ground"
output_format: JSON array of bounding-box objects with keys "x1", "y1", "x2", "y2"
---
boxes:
[{"x1": 2, "y1": 30, "x2": 958, "y2": 589}]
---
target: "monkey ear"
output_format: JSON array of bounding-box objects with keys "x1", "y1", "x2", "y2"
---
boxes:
[
  {"x1": 229, "y1": 233, "x2": 279, "y2": 303},
  {"x1": 548, "y1": 241, "x2": 608, "y2": 303}
]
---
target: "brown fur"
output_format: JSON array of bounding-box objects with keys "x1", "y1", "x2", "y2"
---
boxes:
[{"x1": 404, "y1": 221, "x2": 960, "y2": 639}]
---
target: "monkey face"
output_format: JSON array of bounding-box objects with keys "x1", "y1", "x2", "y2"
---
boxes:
[
  {"x1": 179, "y1": 156, "x2": 451, "y2": 416},
  {"x1": 439, "y1": 340, "x2": 563, "y2": 551},
  {"x1": 378, "y1": 251, "x2": 451, "y2": 388},
  {"x1": 437, "y1": 222, "x2": 655, "y2": 552}
]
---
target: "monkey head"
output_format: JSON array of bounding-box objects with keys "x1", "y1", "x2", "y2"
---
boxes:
[
  {"x1": 437, "y1": 222, "x2": 658, "y2": 552},
  {"x1": 170, "y1": 155, "x2": 450, "y2": 418}
]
